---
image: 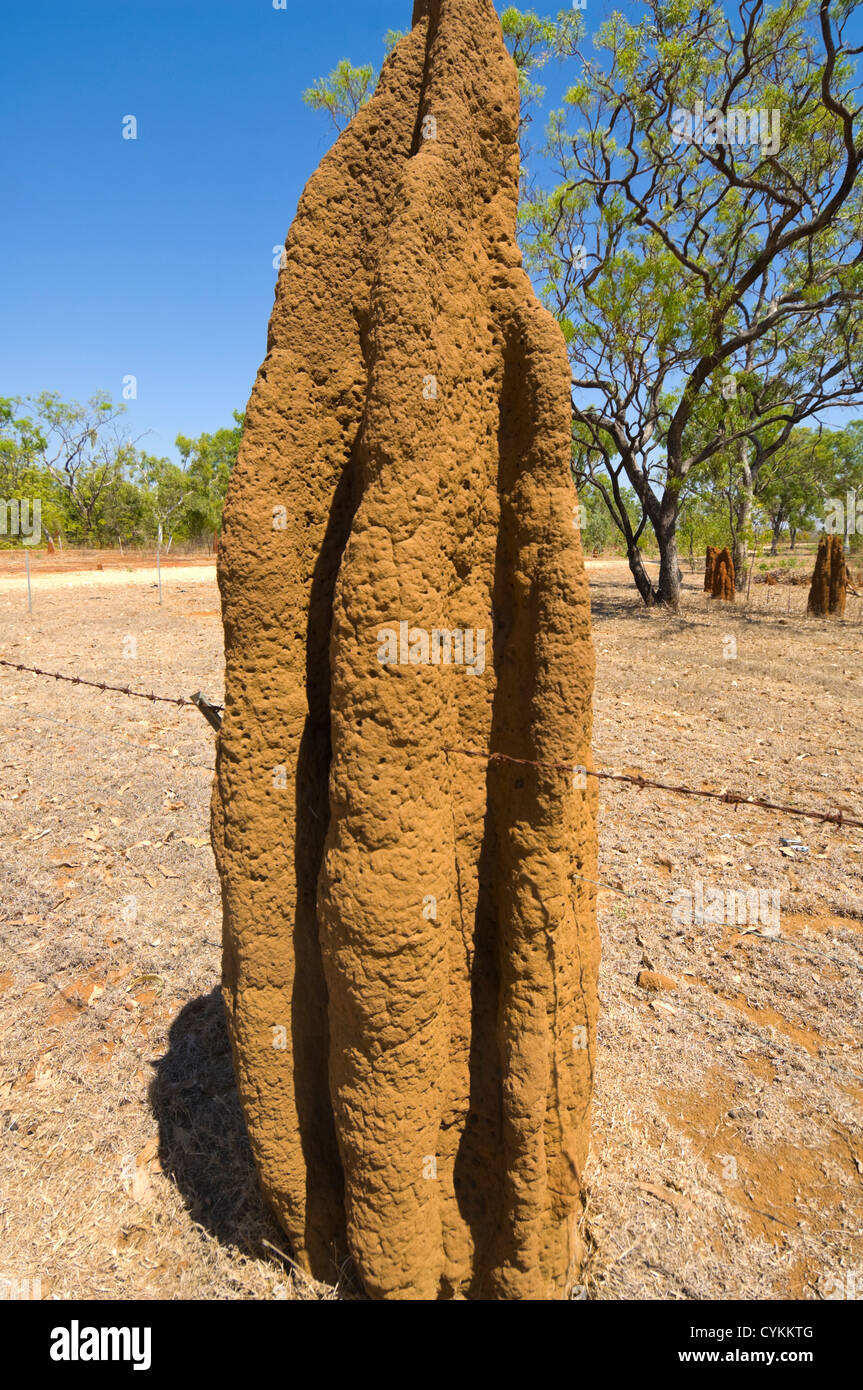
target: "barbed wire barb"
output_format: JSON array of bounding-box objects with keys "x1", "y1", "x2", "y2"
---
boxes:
[
  {"x1": 0, "y1": 658, "x2": 222, "y2": 712},
  {"x1": 443, "y1": 746, "x2": 863, "y2": 831},
  {"x1": 1, "y1": 659, "x2": 858, "y2": 828}
]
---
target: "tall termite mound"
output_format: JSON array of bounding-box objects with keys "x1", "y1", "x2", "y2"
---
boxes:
[
  {"x1": 807, "y1": 536, "x2": 847, "y2": 617},
  {"x1": 711, "y1": 548, "x2": 735, "y2": 602},
  {"x1": 212, "y1": 0, "x2": 598, "y2": 1301},
  {"x1": 704, "y1": 545, "x2": 719, "y2": 592}
]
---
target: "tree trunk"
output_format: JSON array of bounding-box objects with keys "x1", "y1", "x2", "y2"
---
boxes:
[
  {"x1": 626, "y1": 543, "x2": 657, "y2": 605},
  {"x1": 656, "y1": 526, "x2": 682, "y2": 608},
  {"x1": 734, "y1": 470, "x2": 753, "y2": 576},
  {"x1": 646, "y1": 487, "x2": 683, "y2": 608}
]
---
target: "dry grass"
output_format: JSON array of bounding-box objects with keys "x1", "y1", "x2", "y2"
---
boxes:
[{"x1": 0, "y1": 553, "x2": 861, "y2": 1300}]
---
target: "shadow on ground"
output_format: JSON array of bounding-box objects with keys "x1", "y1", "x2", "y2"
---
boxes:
[{"x1": 149, "y1": 989, "x2": 284, "y2": 1258}]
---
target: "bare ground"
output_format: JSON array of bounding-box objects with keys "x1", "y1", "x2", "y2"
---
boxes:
[{"x1": 0, "y1": 553, "x2": 861, "y2": 1301}]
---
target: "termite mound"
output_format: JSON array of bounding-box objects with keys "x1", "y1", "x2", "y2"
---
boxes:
[
  {"x1": 704, "y1": 545, "x2": 719, "y2": 593},
  {"x1": 807, "y1": 535, "x2": 847, "y2": 617},
  {"x1": 212, "y1": 0, "x2": 598, "y2": 1300},
  {"x1": 711, "y1": 548, "x2": 736, "y2": 602}
]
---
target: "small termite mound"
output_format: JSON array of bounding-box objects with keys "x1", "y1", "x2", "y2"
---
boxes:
[
  {"x1": 710, "y1": 548, "x2": 735, "y2": 602},
  {"x1": 807, "y1": 536, "x2": 847, "y2": 617},
  {"x1": 704, "y1": 545, "x2": 719, "y2": 593}
]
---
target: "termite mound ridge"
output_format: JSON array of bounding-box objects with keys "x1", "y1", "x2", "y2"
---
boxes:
[
  {"x1": 807, "y1": 535, "x2": 847, "y2": 617},
  {"x1": 704, "y1": 545, "x2": 719, "y2": 592},
  {"x1": 212, "y1": 0, "x2": 598, "y2": 1301},
  {"x1": 711, "y1": 548, "x2": 736, "y2": 602}
]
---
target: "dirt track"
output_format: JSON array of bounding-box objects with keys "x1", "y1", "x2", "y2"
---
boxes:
[
  {"x1": 0, "y1": 558, "x2": 861, "y2": 1299},
  {"x1": 0, "y1": 549, "x2": 216, "y2": 595}
]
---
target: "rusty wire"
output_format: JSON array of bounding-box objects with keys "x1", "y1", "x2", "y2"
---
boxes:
[
  {"x1": 0, "y1": 657, "x2": 200, "y2": 709},
  {"x1": 443, "y1": 747, "x2": 863, "y2": 830},
  {"x1": 1, "y1": 658, "x2": 859, "y2": 829}
]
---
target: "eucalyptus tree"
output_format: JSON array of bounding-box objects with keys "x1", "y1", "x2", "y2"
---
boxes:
[{"x1": 523, "y1": 0, "x2": 863, "y2": 605}]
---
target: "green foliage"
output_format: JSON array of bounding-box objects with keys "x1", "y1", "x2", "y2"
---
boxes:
[
  {"x1": 383, "y1": 30, "x2": 406, "y2": 56},
  {"x1": 755, "y1": 428, "x2": 831, "y2": 549},
  {"x1": 175, "y1": 412, "x2": 244, "y2": 541},
  {"x1": 578, "y1": 484, "x2": 620, "y2": 554},
  {"x1": 0, "y1": 393, "x2": 244, "y2": 549},
  {"x1": 302, "y1": 59, "x2": 377, "y2": 132},
  {"x1": 0, "y1": 392, "x2": 136, "y2": 543},
  {"x1": 301, "y1": 12, "x2": 582, "y2": 150},
  {"x1": 301, "y1": 5, "x2": 862, "y2": 604},
  {"x1": 500, "y1": 7, "x2": 583, "y2": 120}
]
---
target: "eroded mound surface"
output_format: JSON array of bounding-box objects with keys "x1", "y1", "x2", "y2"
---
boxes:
[
  {"x1": 213, "y1": 0, "x2": 598, "y2": 1300},
  {"x1": 711, "y1": 547, "x2": 736, "y2": 602},
  {"x1": 808, "y1": 535, "x2": 847, "y2": 617},
  {"x1": 704, "y1": 545, "x2": 719, "y2": 593}
]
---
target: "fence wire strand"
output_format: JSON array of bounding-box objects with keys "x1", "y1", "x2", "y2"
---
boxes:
[
  {"x1": 1, "y1": 657, "x2": 860, "y2": 828},
  {"x1": 443, "y1": 746, "x2": 863, "y2": 830},
  {"x1": 0, "y1": 657, "x2": 199, "y2": 708}
]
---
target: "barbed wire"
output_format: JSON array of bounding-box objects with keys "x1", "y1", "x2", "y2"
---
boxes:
[
  {"x1": 2, "y1": 660, "x2": 860, "y2": 1097},
  {"x1": 1, "y1": 657, "x2": 860, "y2": 829},
  {"x1": 0, "y1": 658, "x2": 200, "y2": 709},
  {"x1": 444, "y1": 747, "x2": 863, "y2": 830}
]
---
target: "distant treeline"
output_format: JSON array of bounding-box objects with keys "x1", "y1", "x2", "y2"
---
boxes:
[
  {"x1": 2, "y1": 393, "x2": 861, "y2": 568},
  {"x1": 0, "y1": 393, "x2": 243, "y2": 548}
]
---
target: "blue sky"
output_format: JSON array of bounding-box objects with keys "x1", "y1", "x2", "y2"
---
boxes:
[
  {"x1": 0, "y1": 0, "x2": 418, "y2": 459},
  {"x1": 1, "y1": 1, "x2": 859, "y2": 461}
]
